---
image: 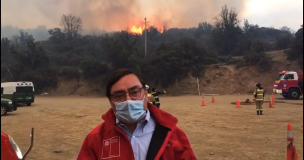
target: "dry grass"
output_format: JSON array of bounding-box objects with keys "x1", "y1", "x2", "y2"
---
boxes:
[
  {"x1": 266, "y1": 50, "x2": 288, "y2": 62},
  {"x1": 1, "y1": 95, "x2": 303, "y2": 160}
]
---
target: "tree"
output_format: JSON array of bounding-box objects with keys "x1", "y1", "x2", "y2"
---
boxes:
[
  {"x1": 10, "y1": 38, "x2": 50, "y2": 71},
  {"x1": 1, "y1": 38, "x2": 10, "y2": 56},
  {"x1": 144, "y1": 37, "x2": 217, "y2": 87},
  {"x1": 286, "y1": 25, "x2": 303, "y2": 68},
  {"x1": 60, "y1": 14, "x2": 83, "y2": 39},
  {"x1": 9, "y1": 38, "x2": 57, "y2": 93},
  {"x1": 280, "y1": 26, "x2": 293, "y2": 34},
  {"x1": 212, "y1": 5, "x2": 243, "y2": 55},
  {"x1": 195, "y1": 22, "x2": 213, "y2": 39},
  {"x1": 101, "y1": 31, "x2": 142, "y2": 71},
  {"x1": 1, "y1": 38, "x2": 11, "y2": 79},
  {"x1": 48, "y1": 28, "x2": 66, "y2": 43},
  {"x1": 10, "y1": 30, "x2": 34, "y2": 49},
  {"x1": 147, "y1": 26, "x2": 160, "y2": 37},
  {"x1": 243, "y1": 19, "x2": 251, "y2": 33},
  {"x1": 274, "y1": 32, "x2": 293, "y2": 50},
  {"x1": 242, "y1": 19, "x2": 259, "y2": 39}
]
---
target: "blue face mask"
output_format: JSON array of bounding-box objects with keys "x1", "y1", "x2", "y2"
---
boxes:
[{"x1": 114, "y1": 97, "x2": 147, "y2": 124}]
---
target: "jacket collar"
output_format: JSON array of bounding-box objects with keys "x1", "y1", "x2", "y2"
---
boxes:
[{"x1": 102, "y1": 103, "x2": 178, "y2": 130}]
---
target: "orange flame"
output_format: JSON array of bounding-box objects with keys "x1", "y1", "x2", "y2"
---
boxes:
[
  {"x1": 131, "y1": 26, "x2": 143, "y2": 34},
  {"x1": 129, "y1": 23, "x2": 165, "y2": 34},
  {"x1": 159, "y1": 25, "x2": 165, "y2": 33}
]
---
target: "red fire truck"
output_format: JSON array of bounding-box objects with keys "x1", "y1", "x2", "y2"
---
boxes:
[{"x1": 273, "y1": 70, "x2": 303, "y2": 99}]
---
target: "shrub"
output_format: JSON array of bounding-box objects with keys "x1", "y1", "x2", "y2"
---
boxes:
[{"x1": 59, "y1": 66, "x2": 80, "y2": 79}]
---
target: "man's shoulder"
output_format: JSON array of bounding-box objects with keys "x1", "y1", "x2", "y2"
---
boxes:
[
  {"x1": 169, "y1": 125, "x2": 192, "y2": 147},
  {"x1": 148, "y1": 104, "x2": 178, "y2": 129},
  {"x1": 85, "y1": 122, "x2": 109, "y2": 139},
  {"x1": 172, "y1": 125, "x2": 187, "y2": 137}
]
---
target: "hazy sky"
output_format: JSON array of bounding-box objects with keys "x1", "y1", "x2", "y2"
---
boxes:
[{"x1": 1, "y1": 0, "x2": 303, "y2": 31}]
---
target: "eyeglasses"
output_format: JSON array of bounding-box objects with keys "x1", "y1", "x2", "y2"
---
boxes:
[{"x1": 111, "y1": 87, "x2": 144, "y2": 102}]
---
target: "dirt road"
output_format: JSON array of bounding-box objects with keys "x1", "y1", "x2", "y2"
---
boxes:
[{"x1": 1, "y1": 95, "x2": 303, "y2": 160}]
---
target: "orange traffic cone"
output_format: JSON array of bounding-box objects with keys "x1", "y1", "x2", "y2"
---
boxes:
[
  {"x1": 287, "y1": 124, "x2": 298, "y2": 160},
  {"x1": 201, "y1": 95, "x2": 206, "y2": 106},
  {"x1": 271, "y1": 93, "x2": 275, "y2": 105},
  {"x1": 211, "y1": 94, "x2": 215, "y2": 103},
  {"x1": 236, "y1": 97, "x2": 241, "y2": 108},
  {"x1": 269, "y1": 97, "x2": 274, "y2": 108}
]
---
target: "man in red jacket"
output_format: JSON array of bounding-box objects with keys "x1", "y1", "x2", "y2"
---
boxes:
[{"x1": 77, "y1": 68, "x2": 197, "y2": 160}]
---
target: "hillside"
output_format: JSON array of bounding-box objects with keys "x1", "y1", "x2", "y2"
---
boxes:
[
  {"x1": 2, "y1": 24, "x2": 302, "y2": 96},
  {"x1": 45, "y1": 50, "x2": 299, "y2": 96}
]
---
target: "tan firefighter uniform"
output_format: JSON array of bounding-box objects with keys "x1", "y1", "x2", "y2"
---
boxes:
[
  {"x1": 254, "y1": 88, "x2": 265, "y2": 115},
  {"x1": 145, "y1": 85, "x2": 154, "y2": 104},
  {"x1": 147, "y1": 93, "x2": 154, "y2": 104}
]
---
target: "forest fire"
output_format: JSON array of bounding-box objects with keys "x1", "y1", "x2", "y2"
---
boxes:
[
  {"x1": 131, "y1": 26, "x2": 143, "y2": 34},
  {"x1": 129, "y1": 24, "x2": 165, "y2": 34}
]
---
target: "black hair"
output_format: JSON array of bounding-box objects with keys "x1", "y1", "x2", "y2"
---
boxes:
[
  {"x1": 106, "y1": 68, "x2": 146, "y2": 98},
  {"x1": 151, "y1": 87, "x2": 156, "y2": 92}
]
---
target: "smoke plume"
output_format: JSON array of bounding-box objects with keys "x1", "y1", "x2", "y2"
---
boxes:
[{"x1": 1, "y1": 0, "x2": 248, "y2": 31}]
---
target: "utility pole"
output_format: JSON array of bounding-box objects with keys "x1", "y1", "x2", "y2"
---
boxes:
[{"x1": 144, "y1": 17, "x2": 147, "y2": 58}]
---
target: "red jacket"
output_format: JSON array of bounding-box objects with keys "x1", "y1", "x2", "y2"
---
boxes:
[
  {"x1": 1, "y1": 132, "x2": 19, "y2": 160},
  {"x1": 77, "y1": 103, "x2": 197, "y2": 160}
]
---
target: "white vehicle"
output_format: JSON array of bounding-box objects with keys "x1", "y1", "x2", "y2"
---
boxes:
[{"x1": 1, "y1": 82, "x2": 35, "y2": 106}]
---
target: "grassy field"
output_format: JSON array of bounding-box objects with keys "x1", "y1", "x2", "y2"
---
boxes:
[{"x1": 1, "y1": 95, "x2": 303, "y2": 160}]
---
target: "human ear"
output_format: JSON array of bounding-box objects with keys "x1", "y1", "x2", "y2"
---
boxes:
[{"x1": 108, "y1": 98, "x2": 116, "y2": 112}]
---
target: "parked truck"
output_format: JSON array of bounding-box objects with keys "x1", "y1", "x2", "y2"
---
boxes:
[
  {"x1": 1, "y1": 81, "x2": 35, "y2": 106},
  {"x1": 273, "y1": 70, "x2": 303, "y2": 99}
]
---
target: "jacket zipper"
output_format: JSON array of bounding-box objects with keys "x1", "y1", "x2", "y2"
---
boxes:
[
  {"x1": 155, "y1": 129, "x2": 174, "y2": 159},
  {"x1": 114, "y1": 126, "x2": 135, "y2": 160}
]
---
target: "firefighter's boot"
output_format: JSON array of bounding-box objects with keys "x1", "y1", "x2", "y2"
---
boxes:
[
  {"x1": 260, "y1": 111, "x2": 263, "y2": 115},
  {"x1": 257, "y1": 111, "x2": 260, "y2": 115}
]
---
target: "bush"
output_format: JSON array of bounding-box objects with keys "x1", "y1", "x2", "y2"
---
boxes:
[
  {"x1": 236, "y1": 60, "x2": 246, "y2": 68},
  {"x1": 1, "y1": 64, "x2": 8, "y2": 79},
  {"x1": 80, "y1": 58, "x2": 108, "y2": 80},
  {"x1": 59, "y1": 66, "x2": 80, "y2": 79},
  {"x1": 213, "y1": 65, "x2": 220, "y2": 69},
  {"x1": 243, "y1": 52, "x2": 272, "y2": 71},
  {"x1": 286, "y1": 27, "x2": 303, "y2": 68},
  {"x1": 17, "y1": 68, "x2": 58, "y2": 93},
  {"x1": 274, "y1": 33, "x2": 293, "y2": 50}
]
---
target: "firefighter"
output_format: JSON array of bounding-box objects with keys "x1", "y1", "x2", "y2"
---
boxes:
[
  {"x1": 151, "y1": 87, "x2": 166, "y2": 108},
  {"x1": 145, "y1": 85, "x2": 154, "y2": 104},
  {"x1": 254, "y1": 83, "x2": 265, "y2": 115}
]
